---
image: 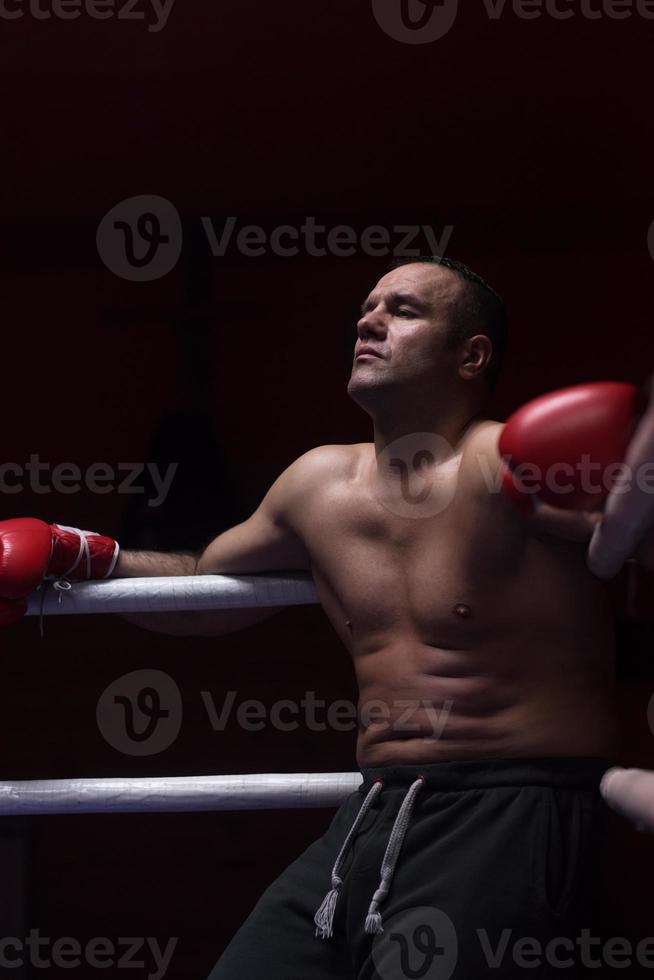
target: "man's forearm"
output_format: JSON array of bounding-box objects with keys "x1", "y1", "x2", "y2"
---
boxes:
[
  {"x1": 113, "y1": 549, "x2": 199, "y2": 634},
  {"x1": 113, "y1": 548, "x2": 283, "y2": 636},
  {"x1": 113, "y1": 550, "x2": 199, "y2": 578}
]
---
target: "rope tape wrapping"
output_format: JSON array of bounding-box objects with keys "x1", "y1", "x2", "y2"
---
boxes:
[
  {"x1": 0, "y1": 773, "x2": 363, "y2": 815},
  {"x1": 25, "y1": 574, "x2": 319, "y2": 617}
]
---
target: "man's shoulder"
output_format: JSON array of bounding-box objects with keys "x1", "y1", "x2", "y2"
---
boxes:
[
  {"x1": 288, "y1": 443, "x2": 369, "y2": 484},
  {"x1": 459, "y1": 419, "x2": 505, "y2": 493},
  {"x1": 463, "y1": 417, "x2": 504, "y2": 448},
  {"x1": 461, "y1": 418, "x2": 504, "y2": 463},
  {"x1": 268, "y1": 444, "x2": 368, "y2": 523}
]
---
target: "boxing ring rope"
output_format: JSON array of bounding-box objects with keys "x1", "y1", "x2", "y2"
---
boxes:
[
  {"x1": 0, "y1": 773, "x2": 363, "y2": 816},
  {"x1": 17, "y1": 574, "x2": 361, "y2": 817},
  {"x1": 25, "y1": 573, "x2": 319, "y2": 617},
  {"x1": 11, "y1": 574, "x2": 652, "y2": 832}
]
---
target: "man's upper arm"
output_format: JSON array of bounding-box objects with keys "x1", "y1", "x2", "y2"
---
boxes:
[
  {"x1": 462, "y1": 420, "x2": 507, "y2": 501},
  {"x1": 463, "y1": 420, "x2": 600, "y2": 544},
  {"x1": 197, "y1": 447, "x2": 337, "y2": 575}
]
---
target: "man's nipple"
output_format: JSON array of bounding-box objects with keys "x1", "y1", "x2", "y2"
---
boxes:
[{"x1": 453, "y1": 603, "x2": 472, "y2": 619}]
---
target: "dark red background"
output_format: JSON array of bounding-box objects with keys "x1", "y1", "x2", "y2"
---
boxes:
[{"x1": 1, "y1": 2, "x2": 654, "y2": 976}]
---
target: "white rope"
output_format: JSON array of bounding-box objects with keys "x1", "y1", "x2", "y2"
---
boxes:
[
  {"x1": 0, "y1": 773, "x2": 363, "y2": 815},
  {"x1": 25, "y1": 574, "x2": 319, "y2": 617},
  {"x1": 20, "y1": 580, "x2": 356, "y2": 816}
]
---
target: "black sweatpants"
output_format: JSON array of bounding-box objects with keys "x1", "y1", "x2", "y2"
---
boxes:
[{"x1": 207, "y1": 757, "x2": 610, "y2": 979}]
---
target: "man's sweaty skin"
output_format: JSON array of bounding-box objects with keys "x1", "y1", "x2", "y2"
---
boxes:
[{"x1": 189, "y1": 263, "x2": 617, "y2": 768}]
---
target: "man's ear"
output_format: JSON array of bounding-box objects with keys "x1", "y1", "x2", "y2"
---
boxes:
[{"x1": 458, "y1": 334, "x2": 493, "y2": 382}]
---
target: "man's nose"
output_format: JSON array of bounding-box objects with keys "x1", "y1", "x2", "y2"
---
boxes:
[{"x1": 357, "y1": 309, "x2": 386, "y2": 338}]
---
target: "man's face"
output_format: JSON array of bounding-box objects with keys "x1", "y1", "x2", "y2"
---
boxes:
[{"x1": 348, "y1": 263, "x2": 462, "y2": 406}]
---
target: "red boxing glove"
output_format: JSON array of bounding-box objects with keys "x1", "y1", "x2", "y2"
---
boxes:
[
  {"x1": 499, "y1": 382, "x2": 640, "y2": 513},
  {"x1": 47, "y1": 523, "x2": 119, "y2": 581},
  {"x1": 0, "y1": 518, "x2": 120, "y2": 619}
]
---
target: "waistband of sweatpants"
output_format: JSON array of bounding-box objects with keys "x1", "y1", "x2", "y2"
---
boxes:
[{"x1": 358, "y1": 756, "x2": 613, "y2": 794}]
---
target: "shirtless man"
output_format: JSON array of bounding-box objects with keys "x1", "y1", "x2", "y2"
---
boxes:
[
  {"x1": 1, "y1": 258, "x2": 649, "y2": 977},
  {"x1": 135, "y1": 257, "x2": 619, "y2": 978}
]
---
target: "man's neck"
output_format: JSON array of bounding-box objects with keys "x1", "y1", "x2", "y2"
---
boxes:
[{"x1": 370, "y1": 406, "x2": 482, "y2": 462}]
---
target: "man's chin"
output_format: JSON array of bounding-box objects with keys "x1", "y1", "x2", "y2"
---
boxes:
[{"x1": 347, "y1": 375, "x2": 385, "y2": 408}]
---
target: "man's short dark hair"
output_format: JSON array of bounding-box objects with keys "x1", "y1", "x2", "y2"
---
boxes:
[{"x1": 391, "y1": 256, "x2": 508, "y2": 391}]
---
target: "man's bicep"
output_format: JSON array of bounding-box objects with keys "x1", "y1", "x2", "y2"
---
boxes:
[
  {"x1": 198, "y1": 507, "x2": 310, "y2": 575},
  {"x1": 198, "y1": 461, "x2": 313, "y2": 575}
]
